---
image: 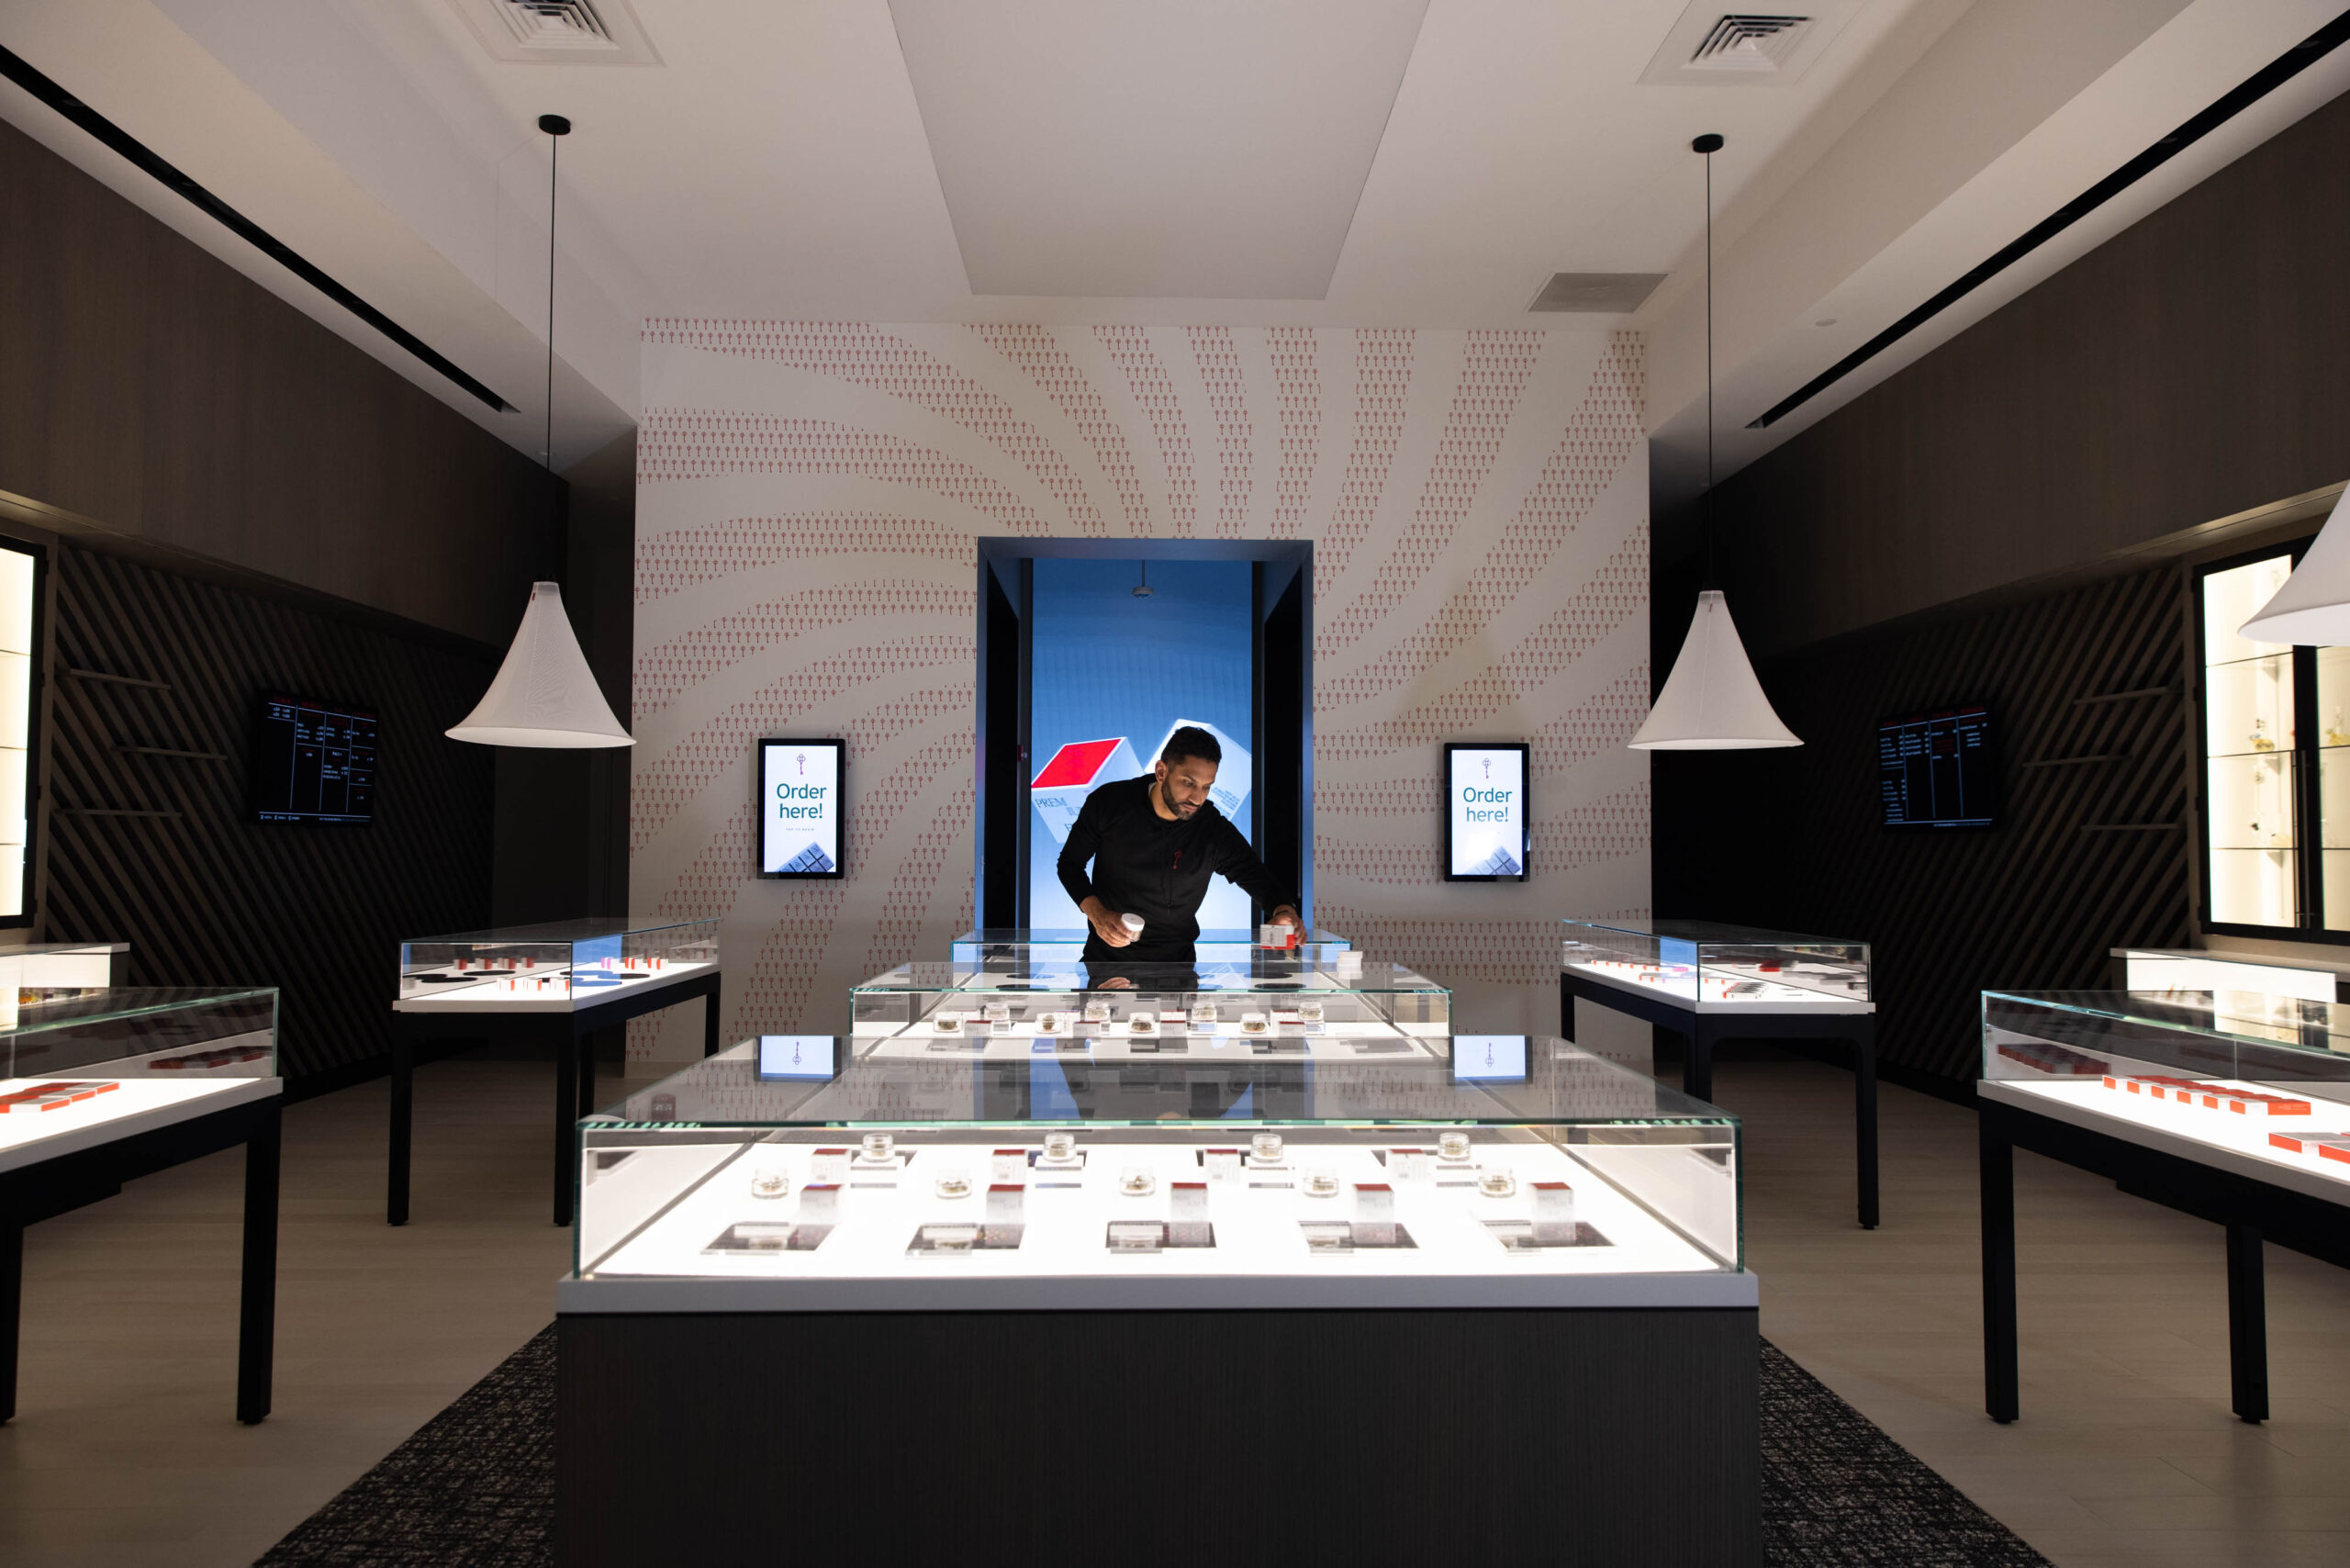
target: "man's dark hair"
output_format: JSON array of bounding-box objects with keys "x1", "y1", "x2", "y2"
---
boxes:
[{"x1": 1160, "y1": 725, "x2": 1221, "y2": 767}]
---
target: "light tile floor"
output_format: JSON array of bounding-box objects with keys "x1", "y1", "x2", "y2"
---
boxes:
[
  {"x1": 1722, "y1": 1053, "x2": 2350, "y2": 1567},
  {"x1": 3, "y1": 1052, "x2": 2345, "y2": 1565}
]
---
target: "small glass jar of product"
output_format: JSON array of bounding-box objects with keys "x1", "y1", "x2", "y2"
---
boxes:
[
  {"x1": 861, "y1": 1132, "x2": 895, "y2": 1164},
  {"x1": 1189, "y1": 1001, "x2": 1218, "y2": 1028},
  {"x1": 1301, "y1": 1169, "x2": 1340, "y2": 1198},
  {"x1": 1477, "y1": 1170, "x2": 1517, "y2": 1199},
  {"x1": 1119, "y1": 1168, "x2": 1158, "y2": 1197},
  {"x1": 1240, "y1": 1013, "x2": 1270, "y2": 1036},
  {"x1": 1251, "y1": 1131, "x2": 1284, "y2": 1164},
  {"x1": 1042, "y1": 1131, "x2": 1079, "y2": 1163},
  {"x1": 982, "y1": 1000, "x2": 1012, "y2": 1025},
  {"x1": 1127, "y1": 1012, "x2": 1158, "y2": 1036},
  {"x1": 1298, "y1": 1001, "x2": 1326, "y2": 1025},
  {"x1": 934, "y1": 1169, "x2": 973, "y2": 1200},
  {"x1": 1438, "y1": 1130, "x2": 1472, "y2": 1163},
  {"x1": 1082, "y1": 1000, "x2": 1113, "y2": 1024},
  {"x1": 749, "y1": 1167, "x2": 789, "y2": 1200}
]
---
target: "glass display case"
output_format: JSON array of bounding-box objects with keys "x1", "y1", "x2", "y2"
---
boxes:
[
  {"x1": 0, "y1": 987, "x2": 277, "y2": 1161},
  {"x1": 1561, "y1": 918, "x2": 1872, "y2": 1011},
  {"x1": 395, "y1": 918, "x2": 719, "y2": 1010},
  {"x1": 1983, "y1": 990, "x2": 2350, "y2": 1191},
  {"x1": 0, "y1": 940, "x2": 126, "y2": 1020},
  {"x1": 950, "y1": 927, "x2": 1354, "y2": 967},
  {"x1": 2204, "y1": 554, "x2": 2299, "y2": 927},
  {"x1": 570, "y1": 1037, "x2": 1743, "y2": 1305},
  {"x1": 848, "y1": 957, "x2": 1449, "y2": 1060},
  {"x1": 2116, "y1": 947, "x2": 2345, "y2": 1003}
]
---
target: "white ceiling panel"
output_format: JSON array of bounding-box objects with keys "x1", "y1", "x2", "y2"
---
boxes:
[{"x1": 889, "y1": 0, "x2": 1428, "y2": 299}]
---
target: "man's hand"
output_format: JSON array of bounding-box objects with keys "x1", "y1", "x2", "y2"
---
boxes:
[
  {"x1": 1081, "y1": 896, "x2": 1136, "y2": 947},
  {"x1": 1269, "y1": 904, "x2": 1302, "y2": 930}
]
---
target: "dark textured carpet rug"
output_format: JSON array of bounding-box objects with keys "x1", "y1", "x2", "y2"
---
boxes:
[{"x1": 257, "y1": 1331, "x2": 2048, "y2": 1567}]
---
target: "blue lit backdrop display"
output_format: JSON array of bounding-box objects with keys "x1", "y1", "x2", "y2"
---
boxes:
[{"x1": 1026, "y1": 558, "x2": 1256, "y2": 930}]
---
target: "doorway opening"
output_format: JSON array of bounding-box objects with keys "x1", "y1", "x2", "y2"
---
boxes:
[{"x1": 976, "y1": 539, "x2": 1312, "y2": 929}]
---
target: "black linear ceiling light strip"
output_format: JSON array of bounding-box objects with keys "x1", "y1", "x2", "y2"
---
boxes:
[
  {"x1": 0, "y1": 44, "x2": 512, "y2": 413},
  {"x1": 1748, "y1": 7, "x2": 2350, "y2": 431}
]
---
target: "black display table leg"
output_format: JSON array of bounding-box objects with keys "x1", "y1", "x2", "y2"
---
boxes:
[
  {"x1": 2226, "y1": 1222, "x2": 2268, "y2": 1424},
  {"x1": 1854, "y1": 1024, "x2": 1880, "y2": 1231},
  {"x1": 238, "y1": 1103, "x2": 281, "y2": 1425},
  {"x1": 1683, "y1": 1024, "x2": 1713, "y2": 1103},
  {"x1": 387, "y1": 1028, "x2": 414, "y2": 1226},
  {"x1": 703, "y1": 979, "x2": 722, "y2": 1058},
  {"x1": 1980, "y1": 1116, "x2": 2019, "y2": 1423},
  {"x1": 0, "y1": 1216, "x2": 19, "y2": 1425},
  {"x1": 1559, "y1": 975, "x2": 1574, "y2": 1041},
  {"x1": 554, "y1": 1020, "x2": 580, "y2": 1227}
]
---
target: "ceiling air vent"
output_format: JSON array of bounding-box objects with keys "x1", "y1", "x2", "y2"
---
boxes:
[
  {"x1": 1690, "y1": 16, "x2": 1810, "y2": 73},
  {"x1": 1527, "y1": 273, "x2": 1667, "y2": 315},
  {"x1": 1639, "y1": 2, "x2": 1857, "y2": 87},
  {"x1": 447, "y1": 0, "x2": 664, "y2": 65}
]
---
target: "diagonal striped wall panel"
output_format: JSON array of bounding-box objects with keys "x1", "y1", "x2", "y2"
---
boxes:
[
  {"x1": 1658, "y1": 565, "x2": 2193, "y2": 1085},
  {"x1": 43, "y1": 545, "x2": 497, "y2": 1080}
]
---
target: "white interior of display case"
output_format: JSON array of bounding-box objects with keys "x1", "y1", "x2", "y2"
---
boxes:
[
  {"x1": 854, "y1": 1021, "x2": 1450, "y2": 1062},
  {"x1": 394, "y1": 958, "x2": 716, "y2": 1014},
  {"x1": 0, "y1": 1074, "x2": 280, "y2": 1172},
  {"x1": 565, "y1": 1132, "x2": 1750, "y2": 1312},
  {"x1": 1983, "y1": 1075, "x2": 2350, "y2": 1207},
  {"x1": 1563, "y1": 958, "x2": 1874, "y2": 1014}
]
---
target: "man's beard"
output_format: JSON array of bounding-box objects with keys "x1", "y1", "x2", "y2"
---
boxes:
[{"x1": 1160, "y1": 776, "x2": 1199, "y2": 817}]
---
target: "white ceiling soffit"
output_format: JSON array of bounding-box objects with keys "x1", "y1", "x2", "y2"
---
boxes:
[
  {"x1": 1639, "y1": 3, "x2": 1863, "y2": 86},
  {"x1": 888, "y1": 0, "x2": 1431, "y2": 299}
]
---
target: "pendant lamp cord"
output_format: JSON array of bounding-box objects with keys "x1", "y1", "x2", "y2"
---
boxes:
[
  {"x1": 544, "y1": 129, "x2": 557, "y2": 476},
  {"x1": 1701, "y1": 136, "x2": 1716, "y2": 588}
]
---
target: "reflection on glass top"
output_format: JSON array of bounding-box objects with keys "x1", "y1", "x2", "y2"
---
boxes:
[
  {"x1": 406, "y1": 918, "x2": 710, "y2": 943},
  {"x1": 952, "y1": 927, "x2": 1350, "y2": 947},
  {"x1": 0, "y1": 940, "x2": 128, "y2": 956},
  {"x1": 0, "y1": 987, "x2": 276, "y2": 1036},
  {"x1": 1563, "y1": 917, "x2": 1863, "y2": 948},
  {"x1": 594, "y1": 1037, "x2": 1729, "y2": 1129},
  {"x1": 853, "y1": 958, "x2": 1441, "y2": 994}
]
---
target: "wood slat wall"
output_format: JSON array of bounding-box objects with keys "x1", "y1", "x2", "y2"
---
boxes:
[
  {"x1": 1654, "y1": 565, "x2": 2193, "y2": 1085},
  {"x1": 43, "y1": 543, "x2": 496, "y2": 1079}
]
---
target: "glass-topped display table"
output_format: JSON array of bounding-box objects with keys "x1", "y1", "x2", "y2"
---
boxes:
[
  {"x1": 1562, "y1": 917, "x2": 1878, "y2": 1227},
  {"x1": 949, "y1": 925, "x2": 1354, "y2": 966},
  {"x1": 849, "y1": 957, "x2": 1448, "y2": 1063},
  {"x1": 1980, "y1": 991, "x2": 2350, "y2": 1425},
  {"x1": 554, "y1": 1038, "x2": 1761, "y2": 1566},
  {"x1": 389, "y1": 919, "x2": 721, "y2": 1227},
  {"x1": 0, "y1": 989, "x2": 280, "y2": 1424}
]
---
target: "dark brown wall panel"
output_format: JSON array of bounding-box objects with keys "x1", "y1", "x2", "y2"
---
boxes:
[
  {"x1": 1707, "y1": 90, "x2": 2350, "y2": 660},
  {"x1": 43, "y1": 544, "x2": 495, "y2": 1079},
  {"x1": 0, "y1": 116, "x2": 556, "y2": 645},
  {"x1": 1656, "y1": 566, "x2": 2192, "y2": 1085}
]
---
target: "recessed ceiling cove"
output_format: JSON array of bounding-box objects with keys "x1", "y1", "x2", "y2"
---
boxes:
[{"x1": 889, "y1": 0, "x2": 1430, "y2": 300}]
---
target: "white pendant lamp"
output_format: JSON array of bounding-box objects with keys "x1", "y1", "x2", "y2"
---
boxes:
[
  {"x1": 449, "y1": 114, "x2": 633, "y2": 751},
  {"x1": 2241, "y1": 488, "x2": 2350, "y2": 644},
  {"x1": 448, "y1": 580, "x2": 632, "y2": 747},
  {"x1": 1629, "y1": 132, "x2": 1800, "y2": 753}
]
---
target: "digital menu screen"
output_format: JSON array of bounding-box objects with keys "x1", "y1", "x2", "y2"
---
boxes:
[
  {"x1": 1443, "y1": 743, "x2": 1529, "y2": 880},
  {"x1": 756, "y1": 1036, "x2": 839, "y2": 1081},
  {"x1": 758, "y1": 738, "x2": 845, "y2": 877},
  {"x1": 1878, "y1": 707, "x2": 1996, "y2": 829},
  {"x1": 252, "y1": 693, "x2": 376, "y2": 825}
]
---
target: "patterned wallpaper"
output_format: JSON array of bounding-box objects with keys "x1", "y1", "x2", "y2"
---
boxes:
[{"x1": 630, "y1": 323, "x2": 1651, "y2": 1058}]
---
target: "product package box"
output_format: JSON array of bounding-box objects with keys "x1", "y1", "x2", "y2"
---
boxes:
[{"x1": 1029, "y1": 736, "x2": 1143, "y2": 846}]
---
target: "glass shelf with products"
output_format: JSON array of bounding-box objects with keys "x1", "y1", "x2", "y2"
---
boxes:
[
  {"x1": 1983, "y1": 989, "x2": 2350, "y2": 1198},
  {"x1": 847, "y1": 957, "x2": 1449, "y2": 1061},
  {"x1": 394, "y1": 919, "x2": 719, "y2": 1012},
  {"x1": 2200, "y1": 551, "x2": 2313, "y2": 932},
  {"x1": 1561, "y1": 918, "x2": 1872, "y2": 1012},
  {"x1": 568, "y1": 1037, "x2": 1744, "y2": 1310},
  {"x1": 0, "y1": 987, "x2": 277, "y2": 1167}
]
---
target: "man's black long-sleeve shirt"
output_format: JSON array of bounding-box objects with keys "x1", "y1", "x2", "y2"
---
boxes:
[{"x1": 1055, "y1": 776, "x2": 1292, "y2": 961}]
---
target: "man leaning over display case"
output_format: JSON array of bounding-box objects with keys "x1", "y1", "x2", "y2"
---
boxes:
[{"x1": 1057, "y1": 725, "x2": 1299, "y2": 978}]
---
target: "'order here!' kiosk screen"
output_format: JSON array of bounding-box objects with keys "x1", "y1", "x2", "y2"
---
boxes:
[{"x1": 757, "y1": 738, "x2": 845, "y2": 878}]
